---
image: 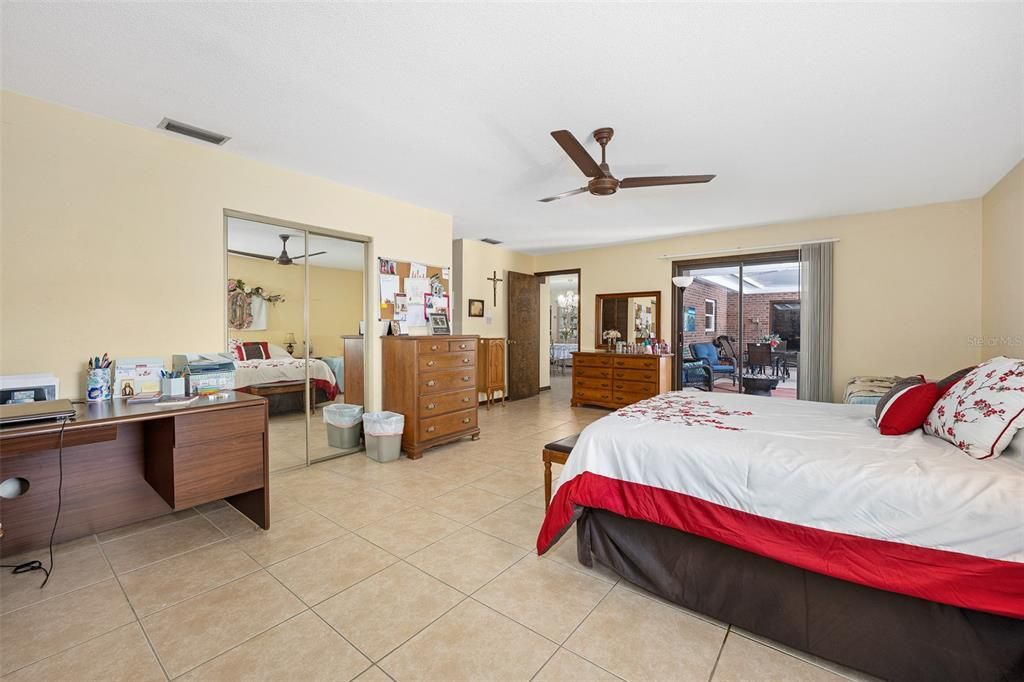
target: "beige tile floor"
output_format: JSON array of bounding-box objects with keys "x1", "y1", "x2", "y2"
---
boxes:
[{"x1": 0, "y1": 376, "x2": 874, "y2": 681}]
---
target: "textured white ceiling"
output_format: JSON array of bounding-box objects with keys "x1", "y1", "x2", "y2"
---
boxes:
[{"x1": 4, "y1": 3, "x2": 1022, "y2": 254}]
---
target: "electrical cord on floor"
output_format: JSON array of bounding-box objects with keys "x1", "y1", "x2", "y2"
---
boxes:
[{"x1": 0, "y1": 416, "x2": 68, "y2": 589}]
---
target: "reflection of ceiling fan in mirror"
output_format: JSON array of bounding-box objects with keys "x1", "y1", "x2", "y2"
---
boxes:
[{"x1": 228, "y1": 234, "x2": 326, "y2": 265}]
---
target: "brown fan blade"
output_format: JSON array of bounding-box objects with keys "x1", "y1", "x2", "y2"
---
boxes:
[
  {"x1": 619, "y1": 175, "x2": 716, "y2": 188},
  {"x1": 292, "y1": 251, "x2": 327, "y2": 260},
  {"x1": 550, "y1": 131, "x2": 603, "y2": 178},
  {"x1": 538, "y1": 187, "x2": 588, "y2": 203},
  {"x1": 228, "y1": 249, "x2": 275, "y2": 261}
]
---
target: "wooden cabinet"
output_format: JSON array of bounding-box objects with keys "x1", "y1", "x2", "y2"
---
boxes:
[
  {"x1": 477, "y1": 337, "x2": 507, "y2": 409},
  {"x1": 571, "y1": 352, "x2": 672, "y2": 409},
  {"x1": 342, "y1": 335, "x2": 364, "y2": 406},
  {"x1": 382, "y1": 335, "x2": 480, "y2": 458}
]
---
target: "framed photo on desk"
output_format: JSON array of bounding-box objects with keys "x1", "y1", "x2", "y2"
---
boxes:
[{"x1": 428, "y1": 312, "x2": 451, "y2": 336}]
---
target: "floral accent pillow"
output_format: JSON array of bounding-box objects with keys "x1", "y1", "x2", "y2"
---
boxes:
[{"x1": 923, "y1": 356, "x2": 1024, "y2": 459}]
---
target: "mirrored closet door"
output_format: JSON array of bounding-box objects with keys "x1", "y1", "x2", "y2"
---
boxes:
[{"x1": 226, "y1": 214, "x2": 367, "y2": 472}]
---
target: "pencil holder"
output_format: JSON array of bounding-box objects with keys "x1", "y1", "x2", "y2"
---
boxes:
[
  {"x1": 161, "y1": 377, "x2": 185, "y2": 397},
  {"x1": 86, "y1": 368, "x2": 112, "y2": 402}
]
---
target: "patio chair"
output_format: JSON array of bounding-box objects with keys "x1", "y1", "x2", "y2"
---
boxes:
[
  {"x1": 680, "y1": 346, "x2": 712, "y2": 391},
  {"x1": 747, "y1": 343, "x2": 772, "y2": 376},
  {"x1": 689, "y1": 342, "x2": 737, "y2": 390}
]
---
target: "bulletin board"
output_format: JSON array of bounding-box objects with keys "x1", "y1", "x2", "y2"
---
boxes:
[{"x1": 377, "y1": 258, "x2": 451, "y2": 322}]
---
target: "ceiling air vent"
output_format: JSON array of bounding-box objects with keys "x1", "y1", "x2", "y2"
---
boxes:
[
  {"x1": 481, "y1": 238, "x2": 503, "y2": 245},
  {"x1": 157, "y1": 118, "x2": 231, "y2": 145}
]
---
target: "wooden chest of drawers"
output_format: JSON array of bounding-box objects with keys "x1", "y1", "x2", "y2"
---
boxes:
[
  {"x1": 383, "y1": 335, "x2": 480, "y2": 458},
  {"x1": 571, "y1": 351, "x2": 672, "y2": 409}
]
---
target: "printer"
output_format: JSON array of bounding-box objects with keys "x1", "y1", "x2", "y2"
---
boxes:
[
  {"x1": 171, "y1": 353, "x2": 236, "y2": 395},
  {"x1": 0, "y1": 373, "x2": 60, "y2": 403}
]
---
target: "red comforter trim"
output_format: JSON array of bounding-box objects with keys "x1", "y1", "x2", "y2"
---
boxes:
[
  {"x1": 537, "y1": 472, "x2": 1024, "y2": 619},
  {"x1": 313, "y1": 378, "x2": 339, "y2": 401}
]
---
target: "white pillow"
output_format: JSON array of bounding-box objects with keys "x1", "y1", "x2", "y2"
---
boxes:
[
  {"x1": 923, "y1": 356, "x2": 1024, "y2": 459},
  {"x1": 266, "y1": 343, "x2": 292, "y2": 359}
]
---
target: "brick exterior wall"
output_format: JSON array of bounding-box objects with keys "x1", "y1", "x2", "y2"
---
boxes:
[
  {"x1": 681, "y1": 280, "x2": 731, "y2": 353},
  {"x1": 725, "y1": 291, "x2": 801, "y2": 350}
]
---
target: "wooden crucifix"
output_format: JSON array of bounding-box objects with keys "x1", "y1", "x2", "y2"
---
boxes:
[{"x1": 486, "y1": 270, "x2": 503, "y2": 306}]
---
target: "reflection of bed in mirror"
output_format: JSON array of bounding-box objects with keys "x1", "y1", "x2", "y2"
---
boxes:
[{"x1": 234, "y1": 355, "x2": 339, "y2": 415}]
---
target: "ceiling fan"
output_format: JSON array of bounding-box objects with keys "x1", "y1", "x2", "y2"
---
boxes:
[
  {"x1": 228, "y1": 234, "x2": 326, "y2": 265},
  {"x1": 539, "y1": 127, "x2": 715, "y2": 202}
]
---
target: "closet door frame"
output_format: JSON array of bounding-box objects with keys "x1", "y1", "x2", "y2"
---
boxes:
[{"x1": 223, "y1": 209, "x2": 371, "y2": 468}]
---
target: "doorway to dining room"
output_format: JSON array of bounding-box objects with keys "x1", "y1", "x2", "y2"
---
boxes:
[
  {"x1": 672, "y1": 251, "x2": 800, "y2": 399},
  {"x1": 538, "y1": 270, "x2": 580, "y2": 387}
]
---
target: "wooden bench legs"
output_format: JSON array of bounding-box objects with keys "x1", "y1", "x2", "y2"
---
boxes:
[{"x1": 542, "y1": 447, "x2": 569, "y2": 508}]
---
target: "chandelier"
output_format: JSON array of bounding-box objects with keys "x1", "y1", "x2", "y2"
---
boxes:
[{"x1": 557, "y1": 291, "x2": 578, "y2": 308}]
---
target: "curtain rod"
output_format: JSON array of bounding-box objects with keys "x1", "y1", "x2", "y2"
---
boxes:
[{"x1": 657, "y1": 237, "x2": 839, "y2": 261}]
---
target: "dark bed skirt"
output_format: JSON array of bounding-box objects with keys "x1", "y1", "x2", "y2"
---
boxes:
[{"x1": 576, "y1": 508, "x2": 1024, "y2": 682}]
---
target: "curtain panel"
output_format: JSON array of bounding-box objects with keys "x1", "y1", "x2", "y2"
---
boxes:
[{"x1": 798, "y1": 242, "x2": 834, "y2": 401}]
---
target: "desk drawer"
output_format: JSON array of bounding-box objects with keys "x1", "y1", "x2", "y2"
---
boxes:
[
  {"x1": 174, "y1": 405, "x2": 264, "y2": 447},
  {"x1": 419, "y1": 389, "x2": 476, "y2": 416},
  {"x1": 612, "y1": 356, "x2": 659, "y2": 370},
  {"x1": 172, "y1": 434, "x2": 264, "y2": 509},
  {"x1": 575, "y1": 377, "x2": 613, "y2": 391},
  {"x1": 417, "y1": 340, "x2": 448, "y2": 355},
  {"x1": 419, "y1": 351, "x2": 475, "y2": 372},
  {"x1": 615, "y1": 368, "x2": 660, "y2": 383},
  {"x1": 573, "y1": 366, "x2": 612, "y2": 379},
  {"x1": 574, "y1": 387, "x2": 614, "y2": 404},
  {"x1": 419, "y1": 408, "x2": 477, "y2": 441},
  {"x1": 449, "y1": 339, "x2": 474, "y2": 353},
  {"x1": 419, "y1": 370, "x2": 476, "y2": 395},
  {"x1": 574, "y1": 354, "x2": 613, "y2": 368},
  {"x1": 612, "y1": 380, "x2": 657, "y2": 397}
]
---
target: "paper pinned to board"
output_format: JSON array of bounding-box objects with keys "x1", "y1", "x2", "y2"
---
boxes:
[
  {"x1": 379, "y1": 274, "x2": 400, "y2": 304},
  {"x1": 406, "y1": 303, "x2": 426, "y2": 325},
  {"x1": 410, "y1": 262, "x2": 427, "y2": 279},
  {"x1": 404, "y1": 277, "x2": 430, "y2": 302},
  {"x1": 393, "y1": 293, "x2": 408, "y2": 321}
]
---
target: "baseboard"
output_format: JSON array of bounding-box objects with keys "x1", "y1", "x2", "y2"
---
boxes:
[{"x1": 539, "y1": 385, "x2": 551, "y2": 391}]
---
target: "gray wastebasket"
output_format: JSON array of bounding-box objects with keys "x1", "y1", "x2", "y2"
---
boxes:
[
  {"x1": 324, "y1": 403, "x2": 363, "y2": 450},
  {"x1": 362, "y1": 411, "x2": 404, "y2": 462}
]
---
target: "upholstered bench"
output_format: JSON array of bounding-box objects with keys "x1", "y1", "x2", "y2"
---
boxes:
[{"x1": 542, "y1": 434, "x2": 578, "y2": 507}]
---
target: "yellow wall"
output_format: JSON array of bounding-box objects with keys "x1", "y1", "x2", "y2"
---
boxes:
[
  {"x1": 1, "y1": 92, "x2": 452, "y2": 407},
  {"x1": 535, "y1": 199, "x2": 985, "y2": 402},
  {"x1": 981, "y1": 160, "x2": 1024, "y2": 360},
  {"x1": 451, "y1": 239, "x2": 551, "y2": 393},
  {"x1": 227, "y1": 255, "x2": 363, "y2": 357}
]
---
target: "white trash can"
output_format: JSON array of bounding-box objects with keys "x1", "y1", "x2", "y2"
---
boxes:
[
  {"x1": 324, "y1": 403, "x2": 364, "y2": 450},
  {"x1": 362, "y1": 411, "x2": 405, "y2": 462}
]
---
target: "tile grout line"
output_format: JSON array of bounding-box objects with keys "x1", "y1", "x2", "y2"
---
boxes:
[{"x1": 706, "y1": 624, "x2": 731, "y2": 682}]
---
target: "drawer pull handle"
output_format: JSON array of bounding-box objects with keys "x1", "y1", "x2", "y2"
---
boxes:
[
  {"x1": 461, "y1": 376, "x2": 471, "y2": 382},
  {"x1": 462, "y1": 417, "x2": 471, "y2": 424},
  {"x1": 427, "y1": 403, "x2": 436, "y2": 410},
  {"x1": 462, "y1": 397, "x2": 470, "y2": 402},
  {"x1": 427, "y1": 360, "x2": 435, "y2": 367},
  {"x1": 462, "y1": 358, "x2": 470, "y2": 363},
  {"x1": 459, "y1": 344, "x2": 467, "y2": 349},
  {"x1": 431, "y1": 344, "x2": 439, "y2": 351},
  {"x1": 427, "y1": 426, "x2": 436, "y2": 433},
  {"x1": 427, "y1": 380, "x2": 437, "y2": 387}
]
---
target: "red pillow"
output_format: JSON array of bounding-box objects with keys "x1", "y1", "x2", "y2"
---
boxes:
[
  {"x1": 240, "y1": 341, "x2": 270, "y2": 360},
  {"x1": 876, "y1": 375, "x2": 941, "y2": 436}
]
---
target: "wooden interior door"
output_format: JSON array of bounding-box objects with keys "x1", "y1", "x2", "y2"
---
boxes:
[{"x1": 507, "y1": 271, "x2": 540, "y2": 400}]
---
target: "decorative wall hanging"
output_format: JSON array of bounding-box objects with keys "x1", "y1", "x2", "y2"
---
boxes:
[{"x1": 227, "y1": 278, "x2": 284, "y2": 331}]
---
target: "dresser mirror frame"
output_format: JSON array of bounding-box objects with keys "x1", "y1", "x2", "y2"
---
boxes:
[{"x1": 594, "y1": 291, "x2": 661, "y2": 347}]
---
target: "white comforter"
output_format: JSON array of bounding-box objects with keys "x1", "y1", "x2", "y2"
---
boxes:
[
  {"x1": 233, "y1": 357, "x2": 337, "y2": 390},
  {"x1": 554, "y1": 390, "x2": 1024, "y2": 562}
]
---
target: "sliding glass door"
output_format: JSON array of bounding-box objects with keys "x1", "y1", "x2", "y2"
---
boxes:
[{"x1": 673, "y1": 252, "x2": 801, "y2": 398}]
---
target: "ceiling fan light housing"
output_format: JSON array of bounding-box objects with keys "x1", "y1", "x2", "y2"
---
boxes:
[{"x1": 588, "y1": 176, "x2": 619, "y2": 196}]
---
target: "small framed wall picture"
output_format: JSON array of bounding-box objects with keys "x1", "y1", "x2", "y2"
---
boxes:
[
  {"x1": 468, "y1": 299, "x2": 484, "y2": 318},
  {"x1": 428, "y1": 312, "x2": 451, "y2": 335},
  {"x1": 389, "y1": 320, "x2": 405, "y2": 336}
]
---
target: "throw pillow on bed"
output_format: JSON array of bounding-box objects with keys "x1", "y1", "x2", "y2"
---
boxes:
[
  {"x1": 875, "y1": 375, "x2": 940, "y2": 436},
  {"x1": 936, "y1": 366, "x2": 975, "y2": 396},
  {"x1": 240, "y1": 341, "x2": 270, "y2": 360},
  {"x1": 924, "y1": 356, "x2": 1024, "y2": 459}
]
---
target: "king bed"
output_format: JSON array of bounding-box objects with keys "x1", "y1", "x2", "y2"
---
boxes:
[{"x1": 537, "y1": 391, "x2": 1024, "y2": 681}]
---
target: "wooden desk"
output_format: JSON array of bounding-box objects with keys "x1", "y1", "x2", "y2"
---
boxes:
[{"x1": 0, "y1": 392, "x2": 269, "y2": 557}]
